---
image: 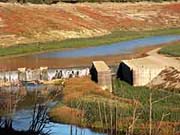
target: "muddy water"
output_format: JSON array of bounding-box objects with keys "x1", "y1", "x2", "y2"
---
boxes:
[{"x1": 0, "y1": 35, "x2": 180, "y2": 71}]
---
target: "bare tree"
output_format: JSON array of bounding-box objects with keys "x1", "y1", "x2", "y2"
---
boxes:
[{"x1": 29, "y1": 103, "x2": 50, "y2": 135}]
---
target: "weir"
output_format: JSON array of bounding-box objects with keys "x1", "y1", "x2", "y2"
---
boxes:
[{"x1": 0, "y1": 67, "x2": 90, "y2": 85}]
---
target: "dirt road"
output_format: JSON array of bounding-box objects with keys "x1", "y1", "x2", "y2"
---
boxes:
[
  {"x1": 147, "y1": 48, "x2": 180, "y2": 69},
  {"x1": 146, "y1": 49, "x2": 180, "y2": 90}
]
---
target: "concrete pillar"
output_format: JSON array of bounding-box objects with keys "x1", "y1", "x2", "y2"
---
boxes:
[
  {"x1": 18, "y1": 68, "x2": 26, "y2": 81},
  {"x1": 40, "y1": 67, "x2": 48, "y2": 81}
]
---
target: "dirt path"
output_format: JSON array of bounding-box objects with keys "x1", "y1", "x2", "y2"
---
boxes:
[
  {"x1": 147, "y1": 48, "x2": 180, "y2": 69},
  {"x1": 146, "y1": 49, "x2": 180, "y2": 90}
]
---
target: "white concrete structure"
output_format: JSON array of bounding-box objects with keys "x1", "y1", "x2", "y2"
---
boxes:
[
  {"x1": 117, "y1": 48, "x2": 180, "y2": 86},
  {"x1": 0, "y1": 67, "x2": 90, "y2": 84},
  {"x1": 119, "y1": 59, "x2": 165, "y2": 86},
  {"x1": 90, "y1": 61, "x2": 112, "y2": 92}
]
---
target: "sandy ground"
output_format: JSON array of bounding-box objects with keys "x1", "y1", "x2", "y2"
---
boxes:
[
  {"x1": 148, "y1": 67, "x2": 180, "y2": 91},
  {"x1": 145, "y1": 48, "x2": 180, "y2": 90},
  {"x1": 0, "y1": 2, "x2": 180, "y2": 46},
  {"x1": 147, "y1": 48, "x2": 180, "y2": 69}
]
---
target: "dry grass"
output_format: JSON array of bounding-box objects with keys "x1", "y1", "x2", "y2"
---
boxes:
[
  {"x1": 63, "y1": 77, "x2": 111, "y2": 103},
  {"x1": 0, "y1": 2, "x2": 180, "y2": 46},
  {"x1": 49, "y1": 77, "x2": 137, "y2": 127},
  {"x1": 63, "y1": 77, "x2": 137, "y2": 104},
  {"x1": 148, "y1": 67, "x2": 180, "y2": 91},
  {"x1": 138, "y1": 121, "x2": 180, "y2": 135},
  {"x1": 49, "y1": 105, "x2": 84, "y2": 125}
]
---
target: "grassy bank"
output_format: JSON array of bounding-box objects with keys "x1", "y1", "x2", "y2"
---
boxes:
[
  {"x1": 49, "y1": 77, "x2": 180, "y2": 134},
  {"x1": 113, "y1": 80, "x2": 180, "y2": 121},
  {"x1": 159, "y1": 41, "x2": 180, "y2": 57},
  {"x1": 0, "y1": 28, "x2": 180, "y2": 57}
]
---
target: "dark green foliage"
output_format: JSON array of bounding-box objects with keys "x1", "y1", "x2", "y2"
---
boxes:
[
  {"x1": 64, "y1": 86, "x2": 179, "y2": 133},
  {"x1": 68, "y1": 97, "x2": 134, "y2": 127},
  {"x1": 159, "y1": 42, "x2": 180, "y2": 57},
  {"x1": 1, "y1": 0, "x2": 179, "y2": 4},
  {"x1": 114, "y1": 80, "x2": 180, "y2": 122}
]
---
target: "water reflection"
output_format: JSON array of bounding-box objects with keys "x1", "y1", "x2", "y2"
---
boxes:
[{"x1": 13, "y1": 109, "x2": 106, "y2": 135}]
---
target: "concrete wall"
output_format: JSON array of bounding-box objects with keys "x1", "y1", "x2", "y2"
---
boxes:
[
  {"x1": 98, "y1": 71, "x2": 112, "y2": 92},
  {"x1": 117, "y1": 62, "x2": 164, "y2": 86},
  {"x1": 133, "y1": 67, "x2": 164, "y2": 86},
  {"x1": 0, "y1": 71, "x2": 18, "y2": 82},
  {"x1": 0, "y1": 67, "x2": 90, "y2": 83},
  {"x1": 26, "y1": 69, "x2": 41, "y2": 81},
  {"x1": 90, "y1": 64, "x2": 112, "y2": 92}
]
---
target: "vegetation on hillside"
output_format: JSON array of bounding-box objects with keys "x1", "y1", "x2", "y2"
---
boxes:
[
  {"x1": 159, "y1": 42, "x2": 180, "y2": 57},
  {"x1": 1, "y1": 0, "x2": 178, "y2": 4}
]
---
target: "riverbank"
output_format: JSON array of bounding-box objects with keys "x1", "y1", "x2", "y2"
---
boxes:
[
  {"x1": 49, "y1": 77, "x2": 136, "y2": 132},
  {"x1": 49, "y1": 77, "x2": 180, "y2": 135},
  {"x1": 0, "y1": 28, "x2": 180, "y2": 58},
  {"x1": 159, "y1": 41, "x2": 180, "y2": 56},
  {"x1": 0, "y1": 40, "x2": 179, "y2": 71}
]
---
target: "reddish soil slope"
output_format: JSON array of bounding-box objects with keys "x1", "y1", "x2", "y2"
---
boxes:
[{"x1": 0, "y1": 2, "x2": 180, "y2": 46}]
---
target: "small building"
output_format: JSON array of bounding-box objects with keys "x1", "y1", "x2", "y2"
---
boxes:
[
  {"x1": 90, "y1": 61, "x2": 112, "y2": 92},
  {"x1": 117, "y1": 58, "x2": 165, "y2": 86}
]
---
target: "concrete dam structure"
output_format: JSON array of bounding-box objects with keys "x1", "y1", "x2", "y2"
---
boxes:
[
  {"x1": 0, "y1": 67, "x2": 90, "y2": 84},
  {"x1": 90, "y1": 61, "x2": 112, "y2": 92},
  {"x1": 117, "y1": 59, "x2": 165, "y2": 86},
  {"x1": 117, "y1": 48, "x2": 180, "y2": 86}
]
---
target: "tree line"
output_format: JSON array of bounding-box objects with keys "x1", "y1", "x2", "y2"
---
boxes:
[{"x1": 0, "y1": 0, "x2": 178, "y2": 4}]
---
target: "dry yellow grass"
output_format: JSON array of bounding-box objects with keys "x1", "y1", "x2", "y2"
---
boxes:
[
  {"x1": 63, "y1": 77, "x2": 111, "y2": 103},
  {"x1": 49, "y1": 105, "x2": 84, "y2": 125},
  {"x1": 1, "y1": 2, "x2": 180, "y2": 46},
  {"x1": 63, "y1": 77, "x2": 138, "y2": 105}
]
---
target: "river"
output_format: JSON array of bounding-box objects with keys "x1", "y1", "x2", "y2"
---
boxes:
[
  {"x1": 13, "y1": 109, "x2": 105, "y2": 135},
  {"x1": 0, "y1": 84, "x2": 106, "y2": 135},
  {"x1": 36, "y1": 35, "x2": 180, "y2": 58},
  {"x1": 0, "y1": 35, "x2": 180, "y2": 71}
]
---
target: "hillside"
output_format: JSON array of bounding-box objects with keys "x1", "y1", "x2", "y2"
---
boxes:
[{"x1": 0, "y1": 2, "x2": 180, "y2": 47}]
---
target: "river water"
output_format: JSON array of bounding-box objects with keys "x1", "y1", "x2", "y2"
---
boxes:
[
  {"x1": 13, "y1": 109, "x2": 105, "y2": 135},
  {"x1": 0, "y1": 35, "x2": 180, "y2": 71},
  {"x1": 0, "y1": 84, "x2": 105, "y2": 135},
  {"x1": 36, "y1": 35, "x2": 180, "y2": 58}
]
